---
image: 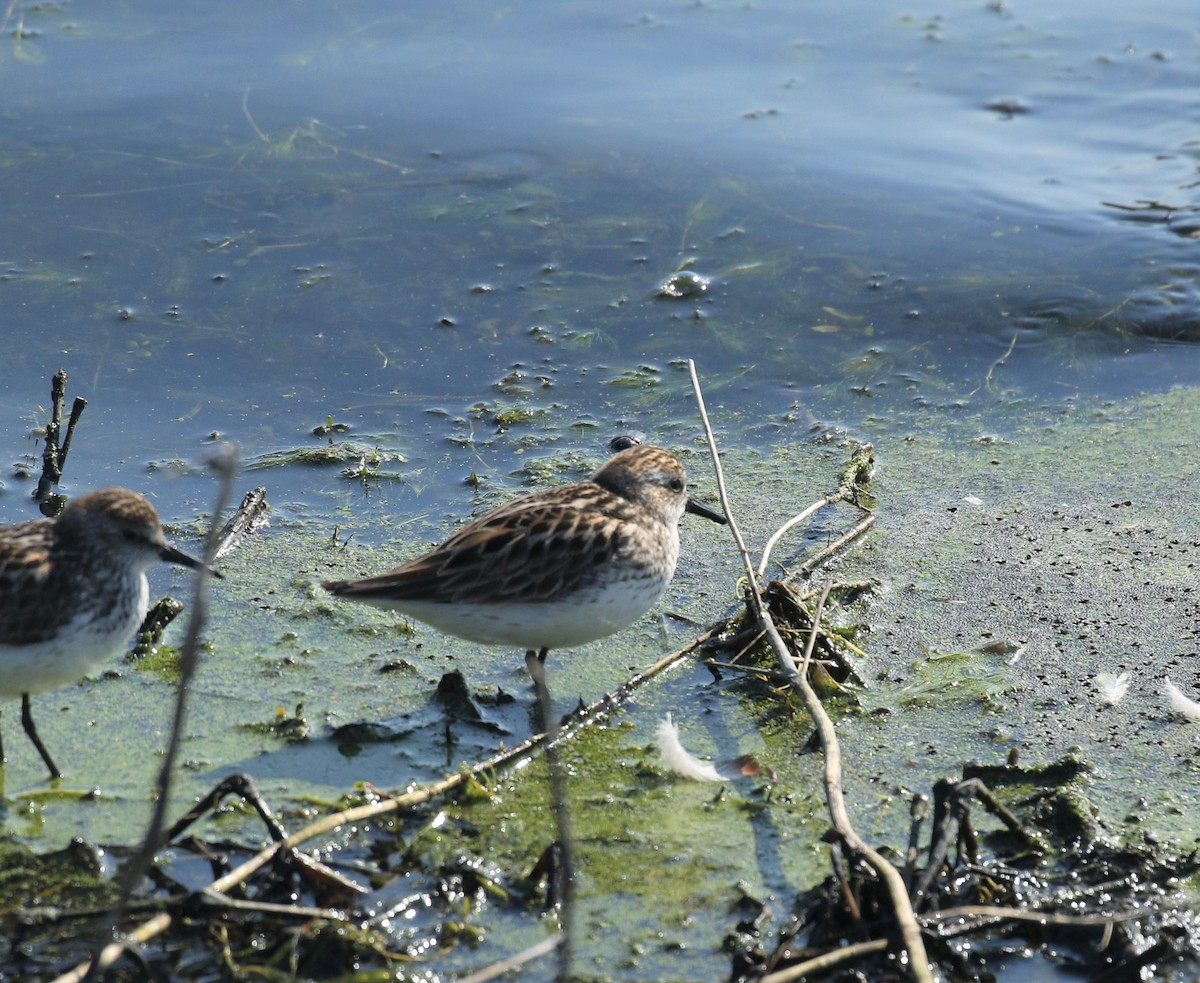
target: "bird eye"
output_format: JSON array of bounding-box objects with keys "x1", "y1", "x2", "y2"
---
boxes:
[{"x1": 668, "y1": 477, "x2": 684, "y2": 492}]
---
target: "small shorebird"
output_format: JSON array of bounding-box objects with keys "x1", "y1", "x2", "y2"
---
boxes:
[
  {"x1": 0, "y1": 488, "x2": 210, "y2": 779},
  {"x1": 323, "y1": 444, "x2": 726, "y2": 663}
]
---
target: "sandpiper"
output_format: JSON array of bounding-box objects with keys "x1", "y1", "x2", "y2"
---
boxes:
[
  {"x1": 323, "y1": 444, "x2": 726, "y2": 662},
  {"x1": 0, "y1": 488, "x2": 210, "y2": 779}
]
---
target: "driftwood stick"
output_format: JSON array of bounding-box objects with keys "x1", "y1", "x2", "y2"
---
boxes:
[
  {"x1": 923, "y1": 904, "x2": 1140, "y2": 931},
  {"x1": 757, "y1": 493, "x2": 841, "y2": 580},
  {"x1": 57, "y1": 397, "x2": 88, "y2": 475},
  {"x1": 35, "y1": 369, "x2": 86, "y2": 510},
  {"x1": 214, "y1": 486, "x2": 269, "y2": 559},
  {"x1": 685, "y1": 362, "x2": 801, "y2": 681},
  {"x1": 686, "y1": 359, "x2": 932, "y2": 982},
  {"x1": 792, "y1": 512, "x2": 876, "y2": 577},
  {"x1": 79, "y1": 447, "x2": 236, "y2": 983},
  {"x1": 758, "y1": 938, "x2": 890, "y2": 983},
  {"x1": 458, "y1": 933, "x2": 563, "y2": 983},
  {"x1": 50, "y1": 624, "x2": 724, "y2": 983}
]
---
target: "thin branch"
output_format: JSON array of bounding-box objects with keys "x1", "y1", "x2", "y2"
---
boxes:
[
  {"x1": 80, "y1": 447, "x2": 236, "y2": 983},
  {"x1": 757, "y1": 492, "x2": 842, "y2": 579},
  {"x1": 51, "y1": 626, "x2": 723, "y2": 983},
  {"x1": 687, "y1": 360, "x2": 801, "y2": 681},
  {"x1": 758, "y1": 938, "x2": 890, "y2": 983},
  {"x1": 458, "y1": 933, "x2": 563, "y2": 983},
  {"x1": 792, "y1": 512, "x2": 876, "y2": 577},
  {"x1": 923, "y1": 903, "x2": 1139, "y2": 930},
  {"x1": 687, "y1": 358, "x2": 932, "y2": 983}
]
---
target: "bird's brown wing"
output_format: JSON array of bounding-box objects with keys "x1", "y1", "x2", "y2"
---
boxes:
[
  {"x1": 325, "y1": 490, "x2": 629, "y2": 605},
  {"x1": 0, "y1": 519, "x2": 59, "y2": 645}
]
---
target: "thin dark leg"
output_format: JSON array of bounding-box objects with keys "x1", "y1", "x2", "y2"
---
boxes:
[
  {"x1": 523, "y1": 646, "x2": 574, "y2": 981},
  {"x1": 21, "y1": 693, "x2": 62, "y2": 780}
]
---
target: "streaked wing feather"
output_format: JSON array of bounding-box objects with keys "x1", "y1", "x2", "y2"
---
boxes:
[
  {"x1": 330, "y1": 488, "x2": 633, "y2": 606},
  {"x1": 0, "y1": 519, "x2": 59, "y2": 644}
]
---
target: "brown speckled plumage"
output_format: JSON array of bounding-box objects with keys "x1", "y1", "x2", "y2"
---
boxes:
[
  {"x1": 323, "y1": 444, "x2": 725, "y2": 654},
  {"x1": 0, "y1": 488, "x2": 207, "y2": 779},
  {"x1": 0, "y1": 489, "x2": 168, "y2": 647}
]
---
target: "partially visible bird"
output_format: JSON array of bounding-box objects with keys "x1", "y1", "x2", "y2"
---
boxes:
[{"x1": 0, "y1": 488, "x2": 211, "y2": 779}]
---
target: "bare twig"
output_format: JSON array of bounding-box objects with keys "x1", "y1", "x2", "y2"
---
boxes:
[
  {"x1": 686, "y1": 361, "x2": 801, "y2": 681},
  {"x1": 923, "y1": 904, "x2": 1140, "y2": 931},
  {"x1": 51, "y1": 624, "x2": 723, "y2": 983},
  {"x1": 214, "y1": 486, "x2": 269, "y2": 559},
  {"x1": 757, "y1": 493, "x2": 841, "y2": 579},
  {"x1": 80, "y1": 446, "x2": 236, "y2": 983},
  {"x1": 758, "y1": 938, "x2": 890, "y2": 983},
  {"x1": 34, "y1": 370, "x2": 87, "y2": 512},
  {"x1": 686, "y1": 359, "x2": 932, "y2": 982},
  {"x1": 458, "y1": 933, "x2": 564, "y2": 983},
  {"x1": 791, "y1": 512, "x2": 876, "y2": 578}
]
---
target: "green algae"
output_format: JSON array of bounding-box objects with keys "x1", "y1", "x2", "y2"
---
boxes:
[{"x1": 9, "y1": 376, "x2": 1200, "y2": 977}]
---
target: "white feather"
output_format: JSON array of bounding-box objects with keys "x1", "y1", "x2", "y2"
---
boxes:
[
  {"x1": 1094, "y1": 671, "x2": 1130, "y2": 706},
  {"x1": 656, "y1": 713, "x2": 723, "y2": 782},
  {"x1": 1163, "y1": 678, "x2": 1200, "y2": 722}
]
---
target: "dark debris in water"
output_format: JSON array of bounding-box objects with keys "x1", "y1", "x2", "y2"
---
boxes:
[
  {"x1": 0, "y1": 772, "x2": 561, "y2": 981},
  {"x1": 729, "y1": 759, "x2": 1200, "y2": 982},
  {"x1": 655, "y1": 270, "x2": 710, "y2": 299}
]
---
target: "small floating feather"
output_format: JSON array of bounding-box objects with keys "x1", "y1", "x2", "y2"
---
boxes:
[
  {"x1": 656, "y1": 713, "x2": 723, "y2": 782},
  {"x1": 1164, "y1": 678, "x2": 1200, "y2": 722},
  {"x1": 1094, "y1": 671, "x2": 1130, "y2": 706}
]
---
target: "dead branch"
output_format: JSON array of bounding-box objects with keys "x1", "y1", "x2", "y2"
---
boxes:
[
  {"x1": 78, "y1": 447, "x2": 235, "y2": 983},
  {"x1": 50, "y1": 622, "x2": 723, "y2": 983},
  {"x1": 214, "y1": 486, "x2": 269, "y2": 559},
  {"x1": 687, "y1": 359, "x2": 933, "y2": 982},
  {"x1": 34, "y1": 369, "x2": 88, "y2": 514}
]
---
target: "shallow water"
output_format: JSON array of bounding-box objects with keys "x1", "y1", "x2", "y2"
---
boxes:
[{"x1": 2, "y1": 0, "x2": 1199, "y2": 978}]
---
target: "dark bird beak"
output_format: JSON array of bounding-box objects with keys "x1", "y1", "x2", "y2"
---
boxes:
[
  {"x1": 161, "y1": 544, "x2": 224, "y2": 579},
  {"x1": 686, "y1": 497, "x2": 727, "y2": 525}
]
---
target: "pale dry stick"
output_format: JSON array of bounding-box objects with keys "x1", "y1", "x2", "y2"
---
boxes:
[
  {"x1": 923, "y1": 905, "x2": 1138, "y2": 932},
  {"x1": 757, "y1": 492, "x2": 845, "y2": 580},
  {"x1": 799, "y1": 584, "x2": 834, "y2": 677},
  {"x1": 686, "y1": 360, "x2": 933, "y2": 982},
  {"x1": 686, "y1": 360, "x2": 800, "y2": 680},
  {"x1": 760, "y1": 448, "x2": 875, "y2": 580},
  {"x1": 51, "y1": 631, "x2": 720, "y2": 983},
  {"x1": 792, "y1": 512, "x2": 876, "y2": 578},
  {"x1": 758, "y1": 938, "x2": 890, "y2": 983},
  {"x1": 54, "y1": 914, "x2": 174, "y2": 983},
  {"x1": 457, "y1": 934, "x2": 564, "y2": 983},
  {"x1": 208, "y1": 631, "x2": 715, "y2": 897},
  {"x1": 783, "y1": 567, "x2": 933, "y2": 981},
  {"x1": 81, "y1": 447, "x2": 237, "y2": 983}
]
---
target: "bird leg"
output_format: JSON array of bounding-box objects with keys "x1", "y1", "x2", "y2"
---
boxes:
[{"x1": 21, "y1": 694, "x2": 62, "y2": 780}]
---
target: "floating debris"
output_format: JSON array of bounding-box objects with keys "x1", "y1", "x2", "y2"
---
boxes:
[{"x1": 655, "y1": 270, "x2": 709, "y2": 299}]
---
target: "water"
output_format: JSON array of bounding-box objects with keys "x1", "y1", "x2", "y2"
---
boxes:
[{"x1": 2, "y1": 0, "x2": 1199, "y2": 978}]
